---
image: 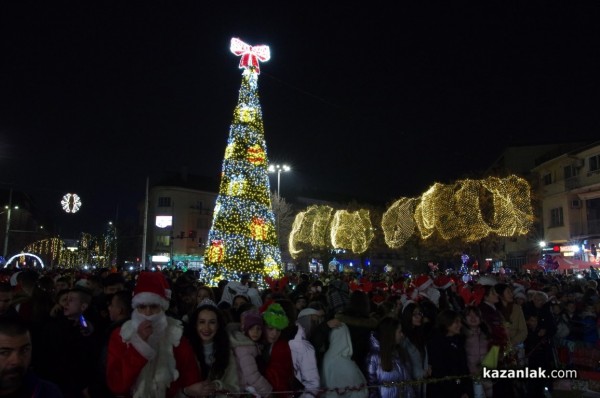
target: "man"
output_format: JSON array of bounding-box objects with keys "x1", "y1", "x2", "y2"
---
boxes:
[
  {"x1": 0, "y1": 318, "x2": 63, "y2": 397},
  {"x1": 34, "y1": 287, "x2": 100, "y2": 397},
  {"x1": 107, "y1": 271, "x2": 200, "y2": 397},
  {"x1": 89, "y1": 290, "x2": 133, "y2": 398},
  {"x1": 0, "y1": 283, "x2": 18, "y2": 320}
]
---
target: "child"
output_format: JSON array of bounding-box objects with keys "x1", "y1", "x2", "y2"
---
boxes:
[{"x1": 229, "y1": 309, "x2": 272, "y2": 397}]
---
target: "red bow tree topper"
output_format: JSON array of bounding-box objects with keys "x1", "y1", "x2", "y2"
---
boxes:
[{"x1": 230, "y1": 37, "x2": 270, "y2": 74}]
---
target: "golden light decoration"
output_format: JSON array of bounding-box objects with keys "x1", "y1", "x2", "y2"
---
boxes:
[
  {"x1": 288, "y1": 205, "x2": 335, "y2": 259},
  {"x1": 61, "y1": 193, "x2": 82, "y2": 214},
  {"x1": 264, "y1": 255, "x2": 281, "y2": 278},
  {"x1": 412, "y1": 175, "x2": 534, "y2": 243},
  {"x1": 330, "y1": 209, "x2": 374, "y2": 254},
  {"x1": 247, "y1": 144, "x2": 266, "y2": 165},
  {"x1": 288, "y1": 175, "x2": 534, "y2": 257},
  {"x1": 250, "y1": 217, "x2": 269, "y2": 241},
  {"x1": 227, "y1": 176, "x2": 247, "y2": 196},
  {"x1": 381, "y1": 197, "x2": 418, "y2": 248},
  {"x1": 206, "y1": 240, "x2": 225, "y2": 263},
  {"x1": 236, "y1": 105, "x2": 257, "y2": 123}
]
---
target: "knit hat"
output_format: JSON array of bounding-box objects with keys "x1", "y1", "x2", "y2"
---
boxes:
[
  {"x1": 131, "y1": 271, "x2": 171, "y2": 311},
  {"x1": 261, "y1": 303, "x2": 289, "y2": 330},
  {"x1": 241, "y1": 310, "x2": 264, "y2": 333},
  {"x1": 327, "y1": 279, "x2": 350, "y2": 314},
  {"x1": 413, "y1": 275, "x2": 433, "y2": 291}
]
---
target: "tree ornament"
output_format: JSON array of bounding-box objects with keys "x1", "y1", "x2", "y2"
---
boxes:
[{"x1": 230, "y1": 38, "x2": 270, "y2": 74}]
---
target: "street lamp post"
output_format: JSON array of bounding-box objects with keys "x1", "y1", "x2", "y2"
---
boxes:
[
  {"x1": 268, "y1": 164, "x2": 291, "y2": 196},
  {"x1": 2, "y1": 189, "x2": 17, "y2": 259}
]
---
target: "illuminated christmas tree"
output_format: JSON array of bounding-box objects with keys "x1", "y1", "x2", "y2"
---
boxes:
[{"x1": 204, "y1": 38, "x2": 283, "y2": 283}]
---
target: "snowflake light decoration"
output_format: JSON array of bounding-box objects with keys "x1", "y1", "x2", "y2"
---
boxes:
[{"x1": 61, "y1": 193, "x2": 82, "y2": 213}]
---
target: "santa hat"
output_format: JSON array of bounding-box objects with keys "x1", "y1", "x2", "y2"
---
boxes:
[
  {"x1": 413, "y1": 275, "x2": 433, "y2": 291},
  {"x1": 131, "y1": 271, "x2": 171, "y2": 311},
  {"x1": 434, "y1": 275, "x2": 454, "y2": 290}
]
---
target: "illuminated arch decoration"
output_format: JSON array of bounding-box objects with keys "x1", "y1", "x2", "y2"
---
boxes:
[
  {"x1": 61, "y1": 193, "x2": 82, "y2": 213},
  {"x1": 4, "y1": 252, "x2": 45, "y2": 268}
]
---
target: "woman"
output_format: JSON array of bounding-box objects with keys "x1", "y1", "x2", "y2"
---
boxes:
[
  {"x1": 426, "y1": 309, "x2": 472, "y2": 398},
  {"x1": 321, "y1": 323, "x2": 368, "y2": 398},
  {"x1": 289, "y1": 308, "x2": 321, "y2": 398},
  {"x1": 477, "y1": 284, "x2": 511, "y2": 397},
  {"x1": 463, "y1": 306, "x2": 492, "y2": 398},
  {"x1": 183, "y1": 300, "x2": 238, "y2": 397},
  {"x1": 335, "y1": 290, "x2": 379, "y2": 379},
  {"x1": 230, "y1": 309, "x2": 272, "y2": 397},
  {"x1": 366, "y1": 316, "x2": 415, "y2": 398},
  {"x1": 494, "y1": 283, "x2": 527, "y2": 366},
  {"x1": 400, "y1": 302, "x2": 430, "y2": 398}
]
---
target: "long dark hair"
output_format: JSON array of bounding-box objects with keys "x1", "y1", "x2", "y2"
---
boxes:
[
  {"x1": 494, "y1": 283, "x2": 513, "y2": 321},
  {"x1": 186, "y1": 303, "x2": 230, "y2": 380},
  {"x1": 400, "y1": 302, "x2": 426, "y2": 355},
  {"x1": 377, "y1": 316, "x2": 405, "y2": 372},
  {"x1": 462, "y1": 305, "x2": 491, "y2": 337},
  {"x1": 435, "y1": 309, "x2": 461, "y2": 335}
]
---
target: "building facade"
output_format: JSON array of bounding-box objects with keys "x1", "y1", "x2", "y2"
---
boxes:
[
  {"x1": 532, "y1": 140, "x2": 600, "y2": 262},
  {"x1": 146, "y1": 175, "x2": 218, "y2": 269}
]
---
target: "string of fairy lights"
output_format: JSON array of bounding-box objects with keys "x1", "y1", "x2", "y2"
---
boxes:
[
  {"x1": 289, "y1": 175, "x2": 534, "y2": 259},
  {"x1": 23, "y1": 230, "x2": 116, "y2": 269}
]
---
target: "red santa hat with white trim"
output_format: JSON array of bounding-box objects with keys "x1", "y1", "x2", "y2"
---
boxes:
[
  {"x1": 433, "y1": 275, "x2": 454, "y2": 290},
  {"x1": 132, "y1": 271, "x2": 172, "y2": 311},
  {"x1": 413, "y1": 275, "x2": 433, "y2": 291}
]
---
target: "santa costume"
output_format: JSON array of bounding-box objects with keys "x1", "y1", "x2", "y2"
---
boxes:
[{"x1": 107, "y1": 271, "x2": 200, "y2": 398}]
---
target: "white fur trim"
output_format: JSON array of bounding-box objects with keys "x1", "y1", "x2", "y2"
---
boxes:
[
  {"x1": 119, "y1": 317, "x2": 183, "y2": 398},
  {"x1": 129, "y1": 331, "x2": 156, "y2": 360},
  {"x1": 132, "y1": 292, "x2": 170, "y2": 311}
]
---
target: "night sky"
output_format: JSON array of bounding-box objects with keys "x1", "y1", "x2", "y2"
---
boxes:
[{"x1": 1, "y1": 2, "x2": 600, "y2": 237}]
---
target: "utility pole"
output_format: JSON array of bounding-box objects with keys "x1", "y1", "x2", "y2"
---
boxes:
[{"x1": 2, "y1": 189, "x2": 12, "y2": 259}]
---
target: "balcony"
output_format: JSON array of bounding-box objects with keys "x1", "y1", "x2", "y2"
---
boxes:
[{"x1": 565, "y1": 176, "x2": 582, "y2": 190}]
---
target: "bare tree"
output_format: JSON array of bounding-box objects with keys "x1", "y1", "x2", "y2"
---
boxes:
[{"x1": 270, "y1": 193, "x2": 296, "y2": 266}]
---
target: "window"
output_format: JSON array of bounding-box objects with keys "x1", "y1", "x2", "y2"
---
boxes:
[
  {"x1": 564, "y1": 165, "x2": 578, "y2": 179},
  {"x1": 158, "y1": 197, "x2": 171, "y2": 207},
  {"x1": 590, "y1": 155, "x2": 600, "y2": 172},
  {"x1": 155, "y1": 235, "x2": 170, "y2": 247},
  {"x1": 195, "y1": 201, "x2": 203, "y2": 210},
  {"x1": 542, "y1": 173, "x2": 552, "y2": 186},
  {"x1": 550, "y1": 207, "x2": 564, "y2": 227},
  {"x1": 197, "y1": 217, "x2": 209, "y2": 229}
]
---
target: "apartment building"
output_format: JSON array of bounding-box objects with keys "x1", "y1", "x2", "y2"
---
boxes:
[{"x1": 532, "y1": 140, "x2": 600, "y2": 262}]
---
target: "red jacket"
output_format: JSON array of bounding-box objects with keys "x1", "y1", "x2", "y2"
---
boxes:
[
  {"x1": 265, "y1": 339, "x2": 295, "y2": 396},
  {"x1": 107, "y1": 323, "x2": 201, "y2": 398}
]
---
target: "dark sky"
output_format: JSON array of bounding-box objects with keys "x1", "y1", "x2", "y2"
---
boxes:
[{"x1": 1, "y1": 2, "x2": 600, "y2": 237}]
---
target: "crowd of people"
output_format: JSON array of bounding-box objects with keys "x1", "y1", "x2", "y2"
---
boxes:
[{"x1": 0, "y1": 264, "x2": 597, "y2": 398}]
